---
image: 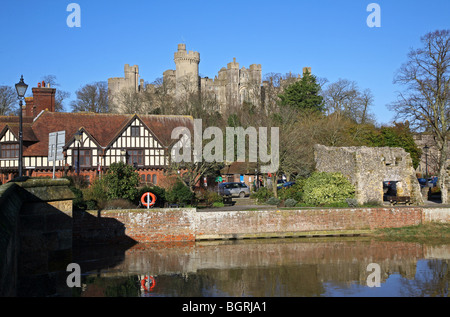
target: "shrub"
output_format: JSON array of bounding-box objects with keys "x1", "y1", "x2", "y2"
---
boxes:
[
  {"x1": 68, "y1": 186, "x2": 86, "y2": 210},
  {"x1": 251, "y1": 187, "x2": 273, "y2": 203},
  {"x1": 85, "y1": 200, "x2": 98, "y2": 210},
  {"x1": 266, "y1": 197, "x2": 280, "y2": 205},
  {"x1": 284, "y1": 198, "x2": 298, "y2": 207},
  {"x1": 346, "y1": 198, "x2": 358, "y2": 208},
  {"x1": 103, "y1": 199, "x2": 138, "y2": 210},
  {"x1": 205, "y1": 191, "x2": 223, "y2": 204},
  {"x1": 302, "y1": 172, "x2": 355, "y2": 206},
  {"x1": 103, "y1": 162, "x2": 140, "y2": 201},
  {"x1": 165, "y1": 180, "x2": 194, "y2": 205},
  {"x1": 278, "y1": 180, "x2": 305, "y2": 202},
  {"x1": 82, "y1": 178, "x2": 109, "y2": 209}
]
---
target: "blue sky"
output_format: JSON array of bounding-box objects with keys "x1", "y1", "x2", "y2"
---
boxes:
[{"x1": 1, "y1": 0, "x2": 449, "y2": 124}]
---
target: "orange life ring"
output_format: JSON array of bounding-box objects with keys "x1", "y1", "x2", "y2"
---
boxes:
[
  {"x1": 141, "y1": 192, "x2": 156, "y2": 208},
  {"x1": 141, "y1": 275, "x2": 156, "y2": 291}
]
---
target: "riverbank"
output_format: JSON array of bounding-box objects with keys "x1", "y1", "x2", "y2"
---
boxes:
[{"x1": 372, "y1": 222, "x2": 450, "y2": 243}]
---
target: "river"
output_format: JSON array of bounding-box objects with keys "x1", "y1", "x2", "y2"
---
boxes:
[{"x1": 69, "y1": 237, "x2": 449, "y2": 297}]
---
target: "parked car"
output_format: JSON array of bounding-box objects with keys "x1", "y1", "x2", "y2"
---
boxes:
[
  {"x1": 417, "y1": 178, "x2": 427, "y2": 187},
  {"x1": 218, "y1": 182, "x2": 250, "y2": 198},
  {"x1": 279, "y1": 181, "x2": 296, "y2": 189},
  {"x1": 428, "y1": 177, "x2": 438, "y2": 187}
]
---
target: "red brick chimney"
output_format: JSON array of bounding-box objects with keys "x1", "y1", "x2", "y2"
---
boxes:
[{"x1": 24, "y1": 81, "x2": 56, "y2": 118}]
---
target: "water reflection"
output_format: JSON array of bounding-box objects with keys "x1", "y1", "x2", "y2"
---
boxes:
[{"x1": 72, "y1": 238, "x2": 450, "y2": 297}]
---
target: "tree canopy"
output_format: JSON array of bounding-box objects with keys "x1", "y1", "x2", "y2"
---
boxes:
[{"x1": 278, "y1": 71, "x2": 324, "y2": 112}]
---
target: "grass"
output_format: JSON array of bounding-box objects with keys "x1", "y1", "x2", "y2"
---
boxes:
[{"x1": 373, "y1": 222, "x2": 450, "y2": 243}]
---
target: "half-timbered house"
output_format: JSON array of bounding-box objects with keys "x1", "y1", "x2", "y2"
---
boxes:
[{"x1": 0, "y1": 83, "x2": 193, "y2": 186}]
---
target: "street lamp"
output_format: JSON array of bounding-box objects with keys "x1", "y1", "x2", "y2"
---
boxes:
[
  {"x1": 423, "y1": 145, "x2": 429, "y2": 180},
  {"x1": 74, "y1": 130, "x2": 83, "y2": 176},
  {"x1": 15, "y1": 75, "x2": 28, "y2": 177},
  {"x1": 121, "y1": 149, "x2": 127, "y2": 164}
]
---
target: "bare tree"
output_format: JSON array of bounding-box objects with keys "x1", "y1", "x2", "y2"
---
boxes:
[
  {"x1": 0, "y1": 86, "x2": 17, "y2": 115},
  {"x1": 389, "y1": 29, "x2": 450, "y2": 203},
  {"x1": 151, "y1": 77, "x2": 175, "y2": 115},
  {"x1": 322, "y1": 79, "x2": 375, "y2": 124},
  {"x1": 111, "y1": 86, "x2": 145, "y2": 114},
  {"x1": 71, "y1": 81, "x2": 109, "y2": 113}
]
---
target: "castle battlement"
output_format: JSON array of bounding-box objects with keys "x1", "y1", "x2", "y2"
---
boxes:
[{"x1": 174, "y1": 51, "x2": 200, "y2": 62}]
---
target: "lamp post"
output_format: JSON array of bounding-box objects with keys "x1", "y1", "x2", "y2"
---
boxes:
[
  {"x1": 121, "y1": 149, "x2": 127, "y2": 164},
  {"x1": 74, "y1": 130, "x2": 83, "y2": 176},
  {"x1": 423, "y1": 145, "x2": 429, "y2": 180},
  {"x1": 15, "y1": 75, "x2": 28, "y2": 178}
]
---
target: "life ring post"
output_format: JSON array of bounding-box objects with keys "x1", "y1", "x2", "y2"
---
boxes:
[{"x1": 141, "y1": 192, "x2": 156, "y2": 209}]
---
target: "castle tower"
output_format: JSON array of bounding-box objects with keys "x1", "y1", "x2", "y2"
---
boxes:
[
  {"x1": 124, "y1": 64, "x2": 140, "y2": 93},
  {"x1": 226, "y1": 57, "x2": 240, "y2": 107},
  {"x1": 174, "y1": 44, "x2": 200, "y2": 96}
]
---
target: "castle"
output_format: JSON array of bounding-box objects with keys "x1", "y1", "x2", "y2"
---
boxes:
[{"x1": 108, "y1": 44, "x2": 310, "y2": 114}]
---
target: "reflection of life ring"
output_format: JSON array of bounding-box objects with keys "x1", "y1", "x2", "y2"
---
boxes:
[
  {"x1": 141, "y1": 192, "x2": 156, "y2": 208},
  {"x1": 141, "y1": 276, "x2": 156, "y2": 291}
]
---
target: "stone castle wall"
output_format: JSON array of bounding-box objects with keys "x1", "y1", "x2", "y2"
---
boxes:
[{"x1": 108, "y1": 44, "x2": 311, "y2": 113}]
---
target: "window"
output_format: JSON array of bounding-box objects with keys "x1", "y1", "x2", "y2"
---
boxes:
[
  {"x1": 73, "y1": 149, "x2": 91, "y2": 167},
  {"x1": 131, "y1": 126, "x2": 140, "y2": 137},
  {"x1": 152, "y1": 174, "x2": 157, "y2": 185},
  {"x1": 0, "y1": 143, "x2": 19, "y2": 158},
  {"x1": 146, "y1": 174, "x2": 151, "y2": 182},
  {"x1": 127, "y1": 149, "x2": 143, "y2": 166}
]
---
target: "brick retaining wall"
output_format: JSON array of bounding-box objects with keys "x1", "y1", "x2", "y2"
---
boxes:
[{"x1": 74, "y1": 207, "x2": 430, "y2": 244}]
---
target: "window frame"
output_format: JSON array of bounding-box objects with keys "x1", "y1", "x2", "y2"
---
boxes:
[
  {"x1": 73, "y1": 149, "x2": 92, "y2": 167},
  {"x1": 0, "y1": 143, "x2": 19, "y2": 159},
  {"x1": 127, "y1": 149, "x2": 144, "y2": 167}
]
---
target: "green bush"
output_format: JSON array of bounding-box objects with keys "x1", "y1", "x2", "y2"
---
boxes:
[
  {"x1": 103, "y1": 162, "x2": 140, "y2": 202},
  {"x1": 278, "y1": 180, "x2": 305, "y2": 202},
  {"x1": 82, "y1": 178, "x2": 109, "y2": 209},
  {"x1": 205, "y1": 191, "x2": 223, "y2": 204},
  {"x1": 251, "y1": 186, "x2": 274, "y2": 203},
  {"x1": 284, "y1": 198, "x2": 298, "y2": 207},
  {"x1": 165, "y1": 180, "x2": 194, "y2": 205},
  {"x1": 103, "y1": 199, "x2": 138, "y2": 210},
  {"x1": 69, "y1": 186, "x2": 86, "y2": 210},
  {"x1": 85, "y1": 200, "x2": 98, "y2": 210},
  {"x1": 266, "y1": 197, "x2": 280, "y2": 205},
  {"x1": 302, "y1": 172, "x2": 355, "y2": 206}
]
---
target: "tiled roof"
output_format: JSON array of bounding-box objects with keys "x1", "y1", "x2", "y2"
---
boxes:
[
  {"x1": 0, "y1": 111, "x2": 194, "y2": 157},
  {"x1": 221, "y1": 161, "x2": 258, "y2": 175}
]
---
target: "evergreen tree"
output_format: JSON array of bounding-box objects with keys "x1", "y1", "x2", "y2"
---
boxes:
[{"x1": 278, "y1": 71, "x2": 324, "y2": 112}]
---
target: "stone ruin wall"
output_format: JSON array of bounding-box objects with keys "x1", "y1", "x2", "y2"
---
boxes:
[{"x1": 314, "y1": 144, "x2": 423, "y2": 205}]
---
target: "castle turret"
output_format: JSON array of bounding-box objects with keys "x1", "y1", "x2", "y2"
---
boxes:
[
  {"x1": 124, "y1": 64, "x2": 140, "y2": 93},
  {"x1": 174, "y1": 44, "x2": 200, "y2": 96},
  {"x1": 226, "y1": 58, "x2": 240, "y2": 107}
]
